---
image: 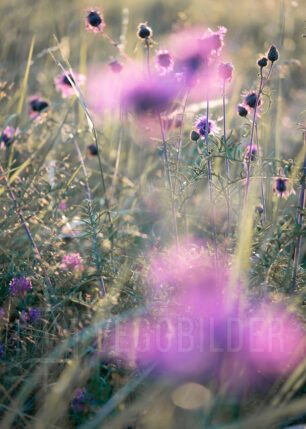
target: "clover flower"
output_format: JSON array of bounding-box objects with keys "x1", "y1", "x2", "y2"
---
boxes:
[
  {"x1": 61, "y1": 253, "x2": 84, "y2": 272},
  {"x1": 9, "y1": 277, "x2": 32, "y2": 297},
  {"x1": 0, "y1": 126, "x2": 18, "y2": 149},
  {"x1": 70, "y1": 388, "x2": 93, "y2": 413}
]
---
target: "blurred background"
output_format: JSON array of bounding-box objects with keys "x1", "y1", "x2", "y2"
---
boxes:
[{"x1": 0, "y1": 0, "x2": 305, "y2": 154}]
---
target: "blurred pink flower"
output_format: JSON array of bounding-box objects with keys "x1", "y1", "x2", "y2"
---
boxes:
[
  {"x1": 61, "y1": 253, "x2": 84, "y2": 272},
  {"x1": 155, "y1": 50, "x2": 174, "y2": 75},
  {"x1": 55, "y1": 72, "x2": 85, "y2": 98},
  {"x1": 245, "y1": 304, "x2": 305, "y2": 374},
  {"x1": 104, "y1": 240, "x2": 305, "y2": 383},
  {"x1": 0, "y1": 126, "x2": 18, "y2": 149},
  {"x1": 165, "y1": 26, "x2": 227, "y2": 101}
]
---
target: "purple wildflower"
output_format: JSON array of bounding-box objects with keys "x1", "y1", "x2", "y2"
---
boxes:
[
  {"x1": 0, "y1": 308, "x2": 5, "y2": 318},
  {"x1": 20, "y1": 307, "x2": 41, "y2": 324},
  {"x1": 194, "y1": 116, "x2": 218, "y2": 138},
  {"x1": 1, "y1": 127, "x2": 18, "y2": 149},
  {"x1": 70, "y1": 388, "x2": 93, "y2": 413},
  {"x1": 28, "y1": 307, "x2": 41, "y2": 322},
  {"x1": 61, "y1": 253, "x2": 84, "y2": 272},
  {"x1": 9, "y1": 277, "x2": 32, "y2": 297},
  {"x1": 244, "y1": 145, "x2": 258, "y2": 163}
]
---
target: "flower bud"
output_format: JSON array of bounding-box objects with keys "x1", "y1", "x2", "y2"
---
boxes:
[
  {"x1": 237, "y1": 104, "x2": 248, "y2": 117},
  {"x1": 267, "y1": 45, "x2": 279, "y2": 62},
  {"x1": 137, "y1": 23, "x2": 153, "y2": 40},
  {"x1": 257, "y1": 57, "x2": 268, "y2": 68},
  {"x1": 190, "y1": 130, "x2": 200, "y2": 141}
]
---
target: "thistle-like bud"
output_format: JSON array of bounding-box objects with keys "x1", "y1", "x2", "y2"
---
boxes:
[
  {"x1": 190, "y1": 130, "x2": 200, "y2": 141},
  {"x1": 137, "y1": 23, "x2": 153, "y2": 40},
  {"x1": 257, "y1": 57, "x2": 268, "y2": 68},
  {"x1": 267, "y1": 45, "x2": 279, "y2": 62},
  {"x1": 237, "y1": 104, "x2": 248, "y2": 117}
]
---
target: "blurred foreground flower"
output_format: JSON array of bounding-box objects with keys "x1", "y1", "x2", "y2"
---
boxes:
[
  {"x1": 155, "y1": 50, "x2": 174, "y2": 75},
  {"x1": 104, "y1": 241, "x2": 305, "y2": 383}
]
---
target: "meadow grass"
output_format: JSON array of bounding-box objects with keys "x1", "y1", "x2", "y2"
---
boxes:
[{"x1": 0, "y1": 1, "x2": 305, "y2": 428}]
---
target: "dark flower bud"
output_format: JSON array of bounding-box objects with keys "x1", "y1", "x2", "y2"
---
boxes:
[
  {"x1": 244, "y1": 91, "x2": 259, "y2": 109},
  {"x1": 30, "y1": 99, "x2": 49, "y2": 112},
  {"x1": 237, "y1": 104, "x2": 248, "y2": 117},
  {"x1": 190, "y1": 130, "x2": 200, "y2": 141},
  {"x1": 87, "y1": 11, "x2": 102, "y2": 28},
  {"x1": 257, "y1": 57, "x2": 268, "y2": 68},
  {"x1": 256, "y1": 204, "x2": 264, "y2": 215},
  {"x1": 87, "y1": 144, "x2": 98, "y2": 157},
  {"x1": 267, "y1": 45, "x2": 279, "y2": 62},
  {"x1": 108, "y1": 60, "x2": 123, "y2": 74},
  {"x1": 276, "y1": 178, "x2": 287, "y2": 194},
  {"x1": 137, "y1": 23, "x2": 153, "y2": 40}
]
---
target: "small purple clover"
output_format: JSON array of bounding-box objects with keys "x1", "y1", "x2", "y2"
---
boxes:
[
  {"x1": 70, "y1": 388, "x2": 93, "y2": 413},
  {"x1": 61, "y1": 253, "x2": 84, "y2": 272},
  {"x1": 20, "y1": 307, "x2": 41, "y2": 324},
  {"x1": 1, "y1": 127, "x2": 17, "y2": 148},
  {"x1": 9, "y1": 277, "x2": 32, "y2": 298}
]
